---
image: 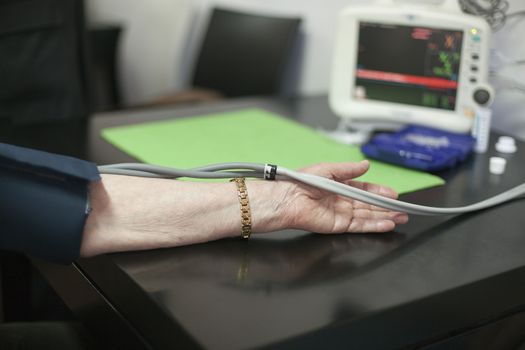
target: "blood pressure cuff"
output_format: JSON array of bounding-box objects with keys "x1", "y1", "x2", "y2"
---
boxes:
[{"x1": 0, "y1": 143, "x2": 100, "y2": 264}]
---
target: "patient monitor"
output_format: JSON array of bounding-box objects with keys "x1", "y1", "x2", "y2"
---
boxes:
[{"x1": 329, "y1": 0, "x2": 491, "y2": 136}]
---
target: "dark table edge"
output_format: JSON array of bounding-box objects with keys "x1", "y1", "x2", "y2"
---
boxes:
[
  {"x1": 32, "y1": 251, "x2": 525, "y2": 350},
  {"x1": 261, "y1": 265, "x2": 525, "y2": 350}
]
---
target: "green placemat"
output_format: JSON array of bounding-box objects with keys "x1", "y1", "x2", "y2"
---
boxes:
[{"x1": 101, "y1": 108, "x2": 444, "y2": 194}]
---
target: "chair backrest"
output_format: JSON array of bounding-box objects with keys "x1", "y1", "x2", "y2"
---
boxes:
[
  {"x1": 192, "y1": 8, "x2": 301, "y2": 98},
  {"x1": 0, "y1": 0, "x2": 90, "y2": 125},
  {"x1": 88, "y1": 24, "x2": 122, "y2": 112}
]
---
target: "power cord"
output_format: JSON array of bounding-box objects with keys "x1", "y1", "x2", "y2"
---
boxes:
[{"x1": 459, "y1": 0, "x2": 509, "y2": 30}]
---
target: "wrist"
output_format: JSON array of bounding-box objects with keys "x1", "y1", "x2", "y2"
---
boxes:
[{"x1": 246, "y1": 179, "x2": 293, "y2": 234}]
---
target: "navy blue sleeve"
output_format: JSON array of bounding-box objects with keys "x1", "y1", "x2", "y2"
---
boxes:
[{"x1": 0, "y1": 143, "x2": 101, "y2": 264}]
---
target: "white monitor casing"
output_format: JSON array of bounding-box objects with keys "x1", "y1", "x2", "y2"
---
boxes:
[{"x1": 329, "y1": 2, "x2": 491, "y2": 133}]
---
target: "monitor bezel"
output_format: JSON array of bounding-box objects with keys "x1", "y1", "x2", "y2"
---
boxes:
[{"x1": 329, "y1": 6, "x2": 491, "y2": 133}]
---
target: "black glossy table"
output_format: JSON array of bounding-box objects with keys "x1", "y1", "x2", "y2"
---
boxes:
[{"x1": 9, "y1": 95, "x2": 525, "y2": 349}]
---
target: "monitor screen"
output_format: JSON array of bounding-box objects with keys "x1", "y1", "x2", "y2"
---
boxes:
[{"x1": 354, "y1": 22, "x2": 463, "y2": 111}]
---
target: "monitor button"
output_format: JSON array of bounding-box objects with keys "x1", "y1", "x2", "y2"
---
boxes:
[
  {"x1": 473, "y1": 88, "x2": 491, "y2": 106},
  {"x1": 470, "y1": 77, "x2": 478, "y2": 83},
  {"x1": 471, "y1": 53, "x2": 479, "y2": 60},
  {"x1": 471, "y1": 65, "x2": 479, "y2": 72}
]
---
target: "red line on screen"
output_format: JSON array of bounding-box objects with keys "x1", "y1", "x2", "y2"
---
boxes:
[{"x1": 357, "y1": 69, "x2": 458, "y2": 89}]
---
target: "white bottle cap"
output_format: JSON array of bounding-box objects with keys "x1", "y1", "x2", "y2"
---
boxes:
[
  {"x1": 489, "y1": 157, "x2": 507, "y2": 175},
  {"x1": 495, "y1": 136, "x2": 517, "y2": 154}
]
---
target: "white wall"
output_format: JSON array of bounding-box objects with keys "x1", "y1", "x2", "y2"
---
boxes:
[
  {"x1": 488, "y1": 1, "x2": 525, "y2": 139},
  {"x1": 87, "y1": 0, "x2": 525, "y2": 138},
  {"x1": 86, "y1": 0, "x2": 193, "y2": 105}
]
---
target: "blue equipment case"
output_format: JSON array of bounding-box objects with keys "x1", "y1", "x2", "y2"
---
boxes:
[{"x1": 361, "y1": 126, "x2": 475, "y2": 172}]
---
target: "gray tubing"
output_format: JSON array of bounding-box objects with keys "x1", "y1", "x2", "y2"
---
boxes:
[
  {"x1": 278, "y1": 167, "x2": 525, "y2": 215},
  {"x1": 98, "y1": 163, "x2": 262, "y2": 179},
  {"x1": 190, "y1": 162, "x2": 266, "y2": 173},
  {"x1": 97, "y1": 167, "x2": 173, "y2": 178},
  {"x1": 98, "y1": 162, "x2": 525, "y2": 216}
]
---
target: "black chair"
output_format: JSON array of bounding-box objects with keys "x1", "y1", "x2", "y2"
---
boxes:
[
  {"x1": 0, "y1": 0, "x2": 90, "y2": 125},
  {"x1": 193, "y1": 7, "x2": 301, "y2": 97},
  {"x1": 143, "y1": 7, "x2": 301, "y2": 107},
  {"x1": 88, "y1": 24, "x2": 122, "y2": 112},
  {"x1": 0, "y1": 0, "x2": 122, "y2": 126}
]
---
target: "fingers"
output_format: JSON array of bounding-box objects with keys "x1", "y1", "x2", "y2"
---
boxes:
[
  {"x1": 346, "y1": 180, "x2": 398, "y2": 199},
  {"x1": 331, "y1": 198, "x2": 408, "y2": 233},
  {"x1": 345, "y1": 180, "x2": 401, "y2": 213},
  {"x1": 352, "y1": 208, "x2": 409, "y2": 225},
  {"x1": 347, "y1": 211, "x2": 409, "y2": 232},
  {"x1": 343, "y1": 199, "x2": 409, "y2": 233},
  {"x1": 301, "y1": 160, "x2": 370, "y2": 181},
  {"x1": 348, "y1": 218, "x2": 396, "y2": 233}
]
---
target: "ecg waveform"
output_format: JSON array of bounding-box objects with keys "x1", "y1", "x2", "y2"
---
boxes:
[{"x1": 415, "y1": 29, "x2": 462, "y2": 80}]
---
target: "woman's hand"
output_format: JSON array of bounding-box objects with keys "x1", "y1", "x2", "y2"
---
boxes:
[{"x1": 278, "y1": 160, "x2": 408, "y2": 234}]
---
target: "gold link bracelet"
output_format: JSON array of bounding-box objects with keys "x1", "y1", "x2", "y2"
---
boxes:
[{"x1": 230, "y1": 177, "x2": 252, "y2": 239}]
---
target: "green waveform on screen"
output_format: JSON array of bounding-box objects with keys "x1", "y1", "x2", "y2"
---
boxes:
[
  {"x1": 433, "y1": 51, "x2": 459, "y2": 78},
  {"x1": 433, "y1": 52, "x2": 452, "y2": 77}
]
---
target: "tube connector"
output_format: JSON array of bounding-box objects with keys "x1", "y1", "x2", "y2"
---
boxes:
[{"x1": 264, "y1": 164, "x2": 277, "y2": 180}]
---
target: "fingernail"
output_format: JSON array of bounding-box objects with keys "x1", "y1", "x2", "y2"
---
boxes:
[{"x1": 394, "y1": 214, "x2": 409, "y2": 224}]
